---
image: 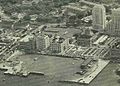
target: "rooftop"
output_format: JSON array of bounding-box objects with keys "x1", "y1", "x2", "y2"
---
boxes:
[
  {"x1": 52, "y1": 37, "x2": 65, "y2": 43},
  {"x1": 79, "y1": 34, "x2": 92, "y2": 39}
]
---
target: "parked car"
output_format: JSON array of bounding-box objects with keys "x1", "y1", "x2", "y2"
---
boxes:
[{"x1": 76, "y1": 70, "x2": 87, "y2": 75}]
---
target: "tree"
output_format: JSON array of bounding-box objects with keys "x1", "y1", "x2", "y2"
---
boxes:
[
  {"x1": 116, "y1": 68, "x2": 120, "y2": 77},
  {"x1": 23, "y1": 15, "x2": 31, "y2": 21}
]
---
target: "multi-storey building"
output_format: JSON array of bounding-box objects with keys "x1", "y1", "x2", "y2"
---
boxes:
[
  {"x1": 18, "y1": 38, "x2": 36, "y2": 53},
  {"x1": 92, "y1": 5, "x2": 106, "y2": 30},
  {"x1": 49, "y1": 37, "x2": 69, "y2": 54},
  {"x1": 108, "y1": 40, "x2": 120, "y2": 60},
  {"x1": 105, "y1": 8, "x2": 120, "y2": 37},
  {"x1": 35, "y1": 35, "x2": 50, "y2": 51}
]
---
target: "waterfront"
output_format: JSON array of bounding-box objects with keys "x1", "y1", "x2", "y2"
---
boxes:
[{"x1": 0, "y1": 63, "x2": 119, "y2": 86}]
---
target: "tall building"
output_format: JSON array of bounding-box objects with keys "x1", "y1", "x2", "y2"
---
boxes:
[
  {"x1": 92, "y1": 5, "x2": 106, "y2": 30},
  {"x1": 36, "y1": 35, "x2": 50, "y2": 51},
  {"x1": 49, "y1": 37, "x2": 69, "y2": 54},
  {"x1": 105, "y1": 8, "x2": 120, "y2": 37},
  {"x1": 112, "y1": 8, "x2": 120, "y2": 30}
]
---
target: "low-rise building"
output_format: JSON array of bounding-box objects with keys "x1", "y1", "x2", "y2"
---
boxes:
[
  {"x1": 18, "y1": 38, "x2": 36, "y2": 53},
  {"x1": 110, "y1": 48, "x2": 120, "y2": 59},
  {"x1": 109, "y1": 41, "x2": 120, "y2": 59},
  {"x1": 81, "y1": 57, "x2": 93, "y2": 69}
]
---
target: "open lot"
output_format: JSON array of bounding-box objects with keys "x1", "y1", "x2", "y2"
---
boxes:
[{"x1": 14, "y1": 54, "x2": 84, "y2": 79}]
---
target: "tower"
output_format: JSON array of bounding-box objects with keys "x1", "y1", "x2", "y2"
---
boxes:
[
  {"x1": 105, "y1": 8, "x2": 120, "y2": 37},
  {"x1": 92, "y1": 5, "x2": 106, "y2": 30},
  {"x1": 36, "y1": 35, "x2": 50, "y2": 51}
]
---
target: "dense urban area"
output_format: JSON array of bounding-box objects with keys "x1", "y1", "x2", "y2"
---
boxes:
[{"x1": 0, "y1": 0, "x2": 120, "y2": 86}]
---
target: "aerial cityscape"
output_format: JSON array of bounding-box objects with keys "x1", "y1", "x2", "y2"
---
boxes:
[{"x1": 0, "y1": 0, "x2": 120, "y2": 86}]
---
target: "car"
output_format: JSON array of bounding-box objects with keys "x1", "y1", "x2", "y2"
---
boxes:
[
  {"x1": 76, "y1": 70, "x2": 87, "y2": 75},
  {"x1": 81, "y1": 56, "x2": 87, "y2": 60},
  {"x1": 87, "y1": 64, "x2": 92, "y2": 68}
]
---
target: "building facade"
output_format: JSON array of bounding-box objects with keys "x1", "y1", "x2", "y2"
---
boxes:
[
  {"x1": 105, "y1": 8, "x2": 120, "y2": 37},
  {"x1": 92, "y1": 5, "x2": 106, "y2": 30},
  {"x1": 35, "y1": 35, "x2": 50, "y2": 51},
  {"x1": 18, "y1": 38, "x2": 36, "y2": 53},
  {"x1": 49, "y1": 37, "x2": 69, "y2": 54}
]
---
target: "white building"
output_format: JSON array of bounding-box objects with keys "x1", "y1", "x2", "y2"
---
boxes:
[
  {"x1": 105, "y1": 8, "x2": 120, "y2": 37},
  {"x1": 50, "y1": 37, "x2": 69, "y2": 54},
  {"x1": 36, "y1": 35, "x2": 50, "y2": 51},
  {"x1": 92, "y1": 5, "x2": 106, "y2": 30}
]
